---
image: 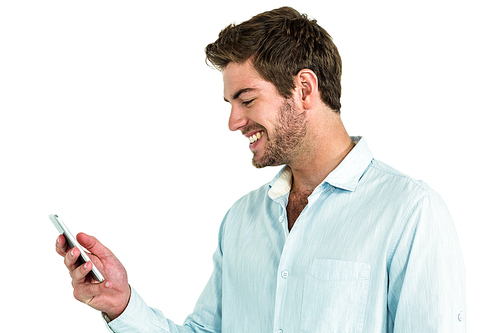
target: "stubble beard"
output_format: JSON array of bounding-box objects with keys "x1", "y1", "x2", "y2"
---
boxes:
[{"x1": 252, "y1": 99, "x2": 308, "y2": 169}]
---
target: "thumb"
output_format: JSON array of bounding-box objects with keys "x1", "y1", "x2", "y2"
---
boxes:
[{"x1": 76, "y1": 233, "x2": 111, "y2": 257}]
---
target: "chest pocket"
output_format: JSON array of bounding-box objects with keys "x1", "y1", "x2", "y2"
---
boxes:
[{"x1": 301, "y1": 259, "x2": 371, "y2": 333}]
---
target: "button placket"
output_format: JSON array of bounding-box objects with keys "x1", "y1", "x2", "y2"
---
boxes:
[
  {"x1": 273, "y1": 218, "x2": 294, "y2": 333},
  {"x1": 279, "y1": 209, "x2": 288, "y2": 239}
]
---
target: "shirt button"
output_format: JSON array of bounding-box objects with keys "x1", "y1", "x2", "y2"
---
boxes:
[
  {"x1": 279, "y1": 216, "x2": 284, "y2": 223},
  {"x1": 458, "y1": 311, "x2": 464, "y2": 322},
  {"x1": 281, "y1": 270, "x2": 289, "y2": 279},
  {"x1": 277, "y1": 330, "x2": 283, "y2": 333}
]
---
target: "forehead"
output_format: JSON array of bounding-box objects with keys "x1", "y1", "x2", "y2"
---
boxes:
[{"x1": 222, "y1": 61, "x2": 271, "y2": 100}]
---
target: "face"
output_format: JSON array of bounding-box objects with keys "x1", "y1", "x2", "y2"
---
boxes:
[{"x1": 223, "y1": 60, "x2": 308, "y2": 168}]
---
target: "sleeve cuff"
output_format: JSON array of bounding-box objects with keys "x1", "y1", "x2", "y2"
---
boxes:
[{"x1": 103, "y1": 287, "x2": 163, "y2": 333}]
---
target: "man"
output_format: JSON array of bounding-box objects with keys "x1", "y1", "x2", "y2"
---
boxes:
[{"x1": 55, "y1": 6, "x2": 466, "y2": 332}]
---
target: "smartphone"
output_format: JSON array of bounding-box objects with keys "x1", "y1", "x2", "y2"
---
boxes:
[{"x1": 50, "y1": 214, "x2": 105, "y2": 282}]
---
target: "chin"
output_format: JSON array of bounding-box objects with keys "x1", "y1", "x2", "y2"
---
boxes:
[
  {"x1": 251, "y1": 158, "x2": 266, "y2": 169},
  {"x1": 252, "y1": 155, "x2": 283, "y2": 169},
  {"x1": 251, "y1": 154, "x2": 268, "y2": 169}
]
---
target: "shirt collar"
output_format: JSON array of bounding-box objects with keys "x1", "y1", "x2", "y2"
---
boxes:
[
  {"x1": 323, "y1": 136, "x2": 373, "y2": 191},
  {"x1": 268, "y1": 136, "x2": 373, "y2": 199},
  {"x1": 268, "y1": 166, "x2": 293, "y2": 200}
]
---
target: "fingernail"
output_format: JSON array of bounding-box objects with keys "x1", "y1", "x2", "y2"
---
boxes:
[{"x1": 105, "y1": 281, "x2": 111, "y2": 288}]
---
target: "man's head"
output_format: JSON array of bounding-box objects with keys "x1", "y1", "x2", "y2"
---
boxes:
[{"x1": 205, "y1": 6, "x2": 342, "y2": 113}]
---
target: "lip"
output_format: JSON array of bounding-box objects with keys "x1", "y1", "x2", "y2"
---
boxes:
[
  {"x1": 248, "y1": 130, "x2": 265, "y2": 150},
  {"x1": 249, "y1": 138, "x2": 260, "y2": 150},
  {"x1": 244, "y1": 129, "x2": 264, "y2": 138}
]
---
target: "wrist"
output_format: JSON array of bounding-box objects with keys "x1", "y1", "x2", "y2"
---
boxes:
[{"x1": 106, "y1": 284, "x2": 132, "y2": 321}]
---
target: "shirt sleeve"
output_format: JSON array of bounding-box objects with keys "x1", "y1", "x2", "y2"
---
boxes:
[
  {"x1": 181, "y1": 213, "x2": 225, "y2": 332},
  {"x1": 387, "y1": 189, "x2": 466, "y2": 332},
  {"x1": 106, "y1": 216, "x2": 226, "y2": 333},
  {"x1": 106, "y1": 287, "x2": 182, "y2": 332}
]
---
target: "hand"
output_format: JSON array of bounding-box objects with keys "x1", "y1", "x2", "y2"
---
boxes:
[{"x1": 55, "y1": 233, "x2": 131, "y2": 320}]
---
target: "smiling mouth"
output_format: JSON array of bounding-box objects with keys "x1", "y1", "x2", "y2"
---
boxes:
[{"x1": 248, "y1": 131, "x2": 263, "y2": 144}]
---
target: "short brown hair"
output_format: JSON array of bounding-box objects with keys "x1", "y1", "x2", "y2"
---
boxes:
[{"x1": 205, "y1": 6, "x2": 342, "y2": 112}]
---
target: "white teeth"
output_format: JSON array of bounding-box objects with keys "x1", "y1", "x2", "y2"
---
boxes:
[{"x1": 249, "y1": 132, "x2": 263, "y2": 144}]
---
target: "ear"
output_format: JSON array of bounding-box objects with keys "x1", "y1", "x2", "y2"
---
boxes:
[{"x1": 295, "y1": 69, "x2": 319, "y2": 110}]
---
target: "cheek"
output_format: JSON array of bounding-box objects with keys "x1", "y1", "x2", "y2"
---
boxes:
[{"x1": 248, "y1": 97, "x2": 285, "y2": 136}]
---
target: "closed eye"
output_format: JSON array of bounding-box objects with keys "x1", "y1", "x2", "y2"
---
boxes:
[{"x1": 242, "y1": 99, "x2": 255, "y2": 106}]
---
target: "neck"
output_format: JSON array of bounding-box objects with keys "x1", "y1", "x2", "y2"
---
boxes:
[{"x1": 288, "y1": 112, "x2": 354, "y2": 194}]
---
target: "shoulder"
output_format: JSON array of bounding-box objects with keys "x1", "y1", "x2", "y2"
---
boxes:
[
  {"x1": 368, "y1": 159, "x2": 456, "y2": 248},
  {"x1": 364, "y1": 159, "x2": 435, "y2": 201},
  {"x1": 229, "y1": 181, "x2": 272, "y2": 212},
  {"x1": 359, "y1": 158, "x2": 452, "y2": 225},
  {"x1": 368, "y1": 159, "x2": 429, "y2": 190},
  {"x1": 217, "y1": 181, "x2": 276, "y2": 244}
]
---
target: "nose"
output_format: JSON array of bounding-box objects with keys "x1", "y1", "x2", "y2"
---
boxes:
[{"x1": 228, "y1": 104, "x2": 248, "y2": 132}]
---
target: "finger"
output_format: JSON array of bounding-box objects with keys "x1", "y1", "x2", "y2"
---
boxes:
[
  {"x1": 64, "y1": 246, "x2": 80, "y2": 271},
  {"x1": 76, "y1": 233, "x2": 112, "y2": 258},
  {"x1": 74, "y1": 279, "x2": 112, "y2": 304},
  {"x1": 55, "y1": 235, "x2": 69, "y2": 257},
  {"x1": 72, "y1": 260, "x2": 94, "y2": 285}
]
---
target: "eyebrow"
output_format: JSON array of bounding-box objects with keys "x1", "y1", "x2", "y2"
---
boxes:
[{"x1": 224, "y1": 88, "x2": 257, "y2": 103}]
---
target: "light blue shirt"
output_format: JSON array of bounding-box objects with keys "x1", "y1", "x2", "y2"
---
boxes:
[{"x1": 108, "y1": 137, "x2": 466, "y2": 332}]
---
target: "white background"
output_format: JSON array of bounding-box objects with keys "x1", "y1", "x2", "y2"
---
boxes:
[{"x1": 1, "y1": 0, "x2": 498, "y2": 331}]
